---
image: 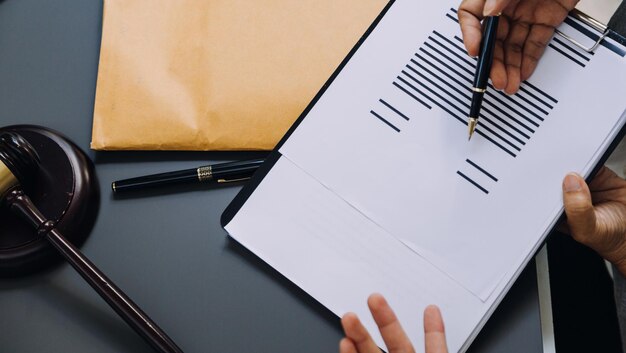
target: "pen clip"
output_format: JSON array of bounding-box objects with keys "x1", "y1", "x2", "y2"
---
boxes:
[{"x1": 217, "y1": 177, "x2": 251, "y2": 184}]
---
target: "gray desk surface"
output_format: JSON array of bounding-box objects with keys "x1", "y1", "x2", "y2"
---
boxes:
[{"x1": 0, "y1": 1, "x2": 543, "y2": 352}]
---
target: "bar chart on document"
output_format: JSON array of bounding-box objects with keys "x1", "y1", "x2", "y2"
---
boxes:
[{"x1": 279, "y1": 0, "x2": 626, "y2": 301}]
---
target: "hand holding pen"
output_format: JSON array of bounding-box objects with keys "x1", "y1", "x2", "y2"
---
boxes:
[
  {"x1": 467, "y1": 15, "x2": 499, "y2": 140},
  {"x1": 458, "y1": 0, "x2": 578, "y2": 94}
]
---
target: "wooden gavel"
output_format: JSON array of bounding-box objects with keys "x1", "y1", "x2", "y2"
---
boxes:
[{"x1": 0, "y1": 132, "x2": 183, "y2": 353}]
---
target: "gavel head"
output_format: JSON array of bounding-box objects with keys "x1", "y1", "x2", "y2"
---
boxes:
[
  {"x1": 0, "y1": 132, "x2": 40, "y2": 199},
  {"x1": 0, "y1": 126, "x2": 99, "y2": 277}
]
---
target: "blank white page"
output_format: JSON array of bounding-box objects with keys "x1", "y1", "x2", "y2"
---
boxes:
[{"x1": 226, "y1": 157, "x2": 488, "y2": 352}]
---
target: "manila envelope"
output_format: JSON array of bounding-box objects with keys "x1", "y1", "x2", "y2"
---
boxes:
[{"x1": 91, "y1": 0, "x2": 388, "y2": 151}]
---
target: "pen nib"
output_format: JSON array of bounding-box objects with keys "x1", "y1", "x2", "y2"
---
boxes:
[{"x1": 468, "y1": 118, "x2": 477, "y2": 141}]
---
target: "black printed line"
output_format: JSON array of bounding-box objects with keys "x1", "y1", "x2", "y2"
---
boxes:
[
  {"x1": 412, "y1": 56, "x2": 466, "y2": 88},
  {"x1": 406, "y1": 62, "x2": 469, "y2": 101},
  {"x1": 485, "y1": 90, "x2": 540, "y2": 128},
  {"x1": 406, "y1": 62, "x2": 527, "y2": 145},
  {"x1": 447, "y1": 14, "x2": 459, "y2": 23},
  {"x1": 409, "y1": 80, "x2": 516, "y2": 158},
  {"x1": 428, "y1": 36, "x2": 476, "y2": 70},
  {"x1": 473, "y1": 119, "x2": 522, "y2": 151},
  {"x1": 397, "y1": 64, "x2": 516, "y2": 157},
  {"x1": 504, "y1": 86, "x2": 550, "y2": 115},
  {"x1": 475, "y1": 129, "x2": 517, "y2": 157},
  {"x1": 448, "y1": 36, "x2": 557, "y2": 114},
  {"x1": 553, "y1": 37, "x2": 591, "y2": 61},
  {"x1": 457, "y1": 171, "x2": 489, "y2": 194},
  {"x1": 454, "y1": 36, "x2": 559, "y2": 109},
  {"x1": 370, "y1": 110, "x2": 400, "y2": 132},
  {"x1": 523, "y1": 81, "x2": 558, "y2": 104},
  {"x1": 466, "y1": 159, "x2": 498, "y2": 182},
  {"x1": 400, "y1": 72, "x2": 467, "y2": 118},
  {"x1": 517, "y1": 85, "x2": 554, "y2": 110},
  {"x1": 392, "y1": 82, "x2": 432, "y2": 110},
  {"x1": 437, "y1": 33, "x2": 550, "y2": 116},
  {"x1": 380, "y1": 99, "x2": 410, "y2": 121},
  {"x1": 422, "y1": 43, "x2": 474, "y2": 76},
  {"x1": 492, "y1": 88, "x2": 546, "y2": 121},
  {"x1": 416, "y1": 50, "x2": 536, "y2": 134},
  {"x1": 450, "y1": 7, "x2": 458, "y2": 13},
  {"x1": 401, "y1": 70, "x2": 522, "y2": 152},
  {"x1": 480, "y1": 106, "x2": 529, "y2": 142},
  {"x1": 396, "y1": 76, "x2": 466, "y2": 125},
  {"x1": 481, "y1": 101, "x2": 534, "y2": 136},
  {"x1": 422, "y1": 42, "x2": 542, "y2": 128},
  {"x1": 433, "y1": 31, "x2": 470, "y2": 58},
  {"x1": 549, "y1": 43, "x2": 586, "y2": 67},
  {"x1": 417, "y1": 49, "x2": 472, "y2": 84}
]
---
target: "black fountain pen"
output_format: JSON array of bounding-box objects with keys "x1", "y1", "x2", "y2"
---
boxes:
[
  {"x1": 468, "y1": 15, "x2": 500, "y2": 140},
  {"x1": 112, "y1": 158, "x2": 264, "y2": 193}
]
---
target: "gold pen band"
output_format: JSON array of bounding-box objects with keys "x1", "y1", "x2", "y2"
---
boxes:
[
  {"x1": 471, "y1": 87, "x2": 487, "y2": 93},
  {"x1": 197, "y1": 166, "x2": 213, "y2": 182}
]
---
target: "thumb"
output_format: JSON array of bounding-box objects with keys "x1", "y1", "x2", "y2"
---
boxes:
[
  {"x1": 483, "y1": 0, "x2": 511, "y2": 16},
  {"x1": 562, "y1": 173, "x2": 597, "y2": 246}
]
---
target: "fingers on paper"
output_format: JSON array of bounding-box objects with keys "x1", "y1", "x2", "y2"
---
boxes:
[
  {"x1": 424, "y1": 305, "x2": 448, "y2": 353},
  {"x1": 339, "y1": 338, "x2": 359, "y2": 353},
  {"x1": 588, "y1": 167, "x2": 626, "y2": 206},
  {"x1": 458, "y1": 0, "x2": 486, "y2": 56},
  {"x1": 563, "y1": 173, "x2": 597, "y2": 245},
  {"x1": 589, "y1": 167, "x2": 626, "y2": 192},
  {"x1": 367, "y1": 294, "x2": 415, "y2": 353},
  {"x1": 503, "y1": 20, "x2": 530, "y2": 94},
  {"x1": 483, "y1": 0, "x2": 514, "y2": 17},
  {"x1": 490, "y1": 18, "x2": 510, "y2": 90},
  {"x1": 521, "y1": 25, "x2": 554, "y2": 82},
  {"x1": 341, "y1": 313, "x2": 380, "y2": 353}
]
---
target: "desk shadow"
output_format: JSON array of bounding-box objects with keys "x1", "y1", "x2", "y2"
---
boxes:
[
  {"x1": 0, "y1": 265, "x2": 151, "y2": 351},
  {"x1": 38, "y1": 279, "x2": 151, "y2": 352},
  {"x1": 0, "y1": 267, "x2": 55, "y2": 289},
  {"x1": 94, "y1": 150, "x2": 268, "y2": 165},
  {"x1": 0, "y1": 258, "x2": 74, "y2": 289},
  {"x1": 224, "y1": 238, "x2": 343, "y2": 333}
]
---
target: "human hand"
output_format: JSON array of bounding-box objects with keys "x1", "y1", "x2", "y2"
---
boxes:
[
  {"x1": 339, "y1": 294, "x2": 448, "y2": 353},
  {"x1": 563, "y1": 168, "x2": 626, "y2": 276},
  {"x1": 458, "y1": 0, "x2": 579, "y2": 94}
]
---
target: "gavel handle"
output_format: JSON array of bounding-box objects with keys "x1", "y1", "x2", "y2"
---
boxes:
[{"x1": 6, "y1": 189, "x2": 183, "y2": 353}]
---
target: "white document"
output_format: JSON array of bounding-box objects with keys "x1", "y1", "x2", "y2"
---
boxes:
[
  {"x1": 280, "y1": 1, "x2": 626, "y2": 300},
  {"x1": 225, "y1": 0, "x2": 626, "y2": 352}
]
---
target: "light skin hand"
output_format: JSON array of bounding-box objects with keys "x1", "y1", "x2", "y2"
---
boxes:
[
  {"x1": 340, "y1": 294, "x2": 448, "y2": 353},
  {"x1": 563, "y1": 168, "x2": 626, "y2": 277},
  {"x1": 458, "y1": 0, "x2": 579, "y2": 94}
]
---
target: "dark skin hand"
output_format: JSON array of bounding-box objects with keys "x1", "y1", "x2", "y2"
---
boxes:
[
  {"x1": 339, "y1": 169, "x2": 626, "y2": 353},
  {"x1": 563, "y1": 168, "x2": 626, "y2": 277},
  {"x1": 458, "y1": 0, "x2": 579, "y2": 94}
]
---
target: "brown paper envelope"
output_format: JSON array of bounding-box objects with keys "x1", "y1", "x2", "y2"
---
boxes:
[{"x1": 91, "y1": 0, "x2": 388, "y2": 151}]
